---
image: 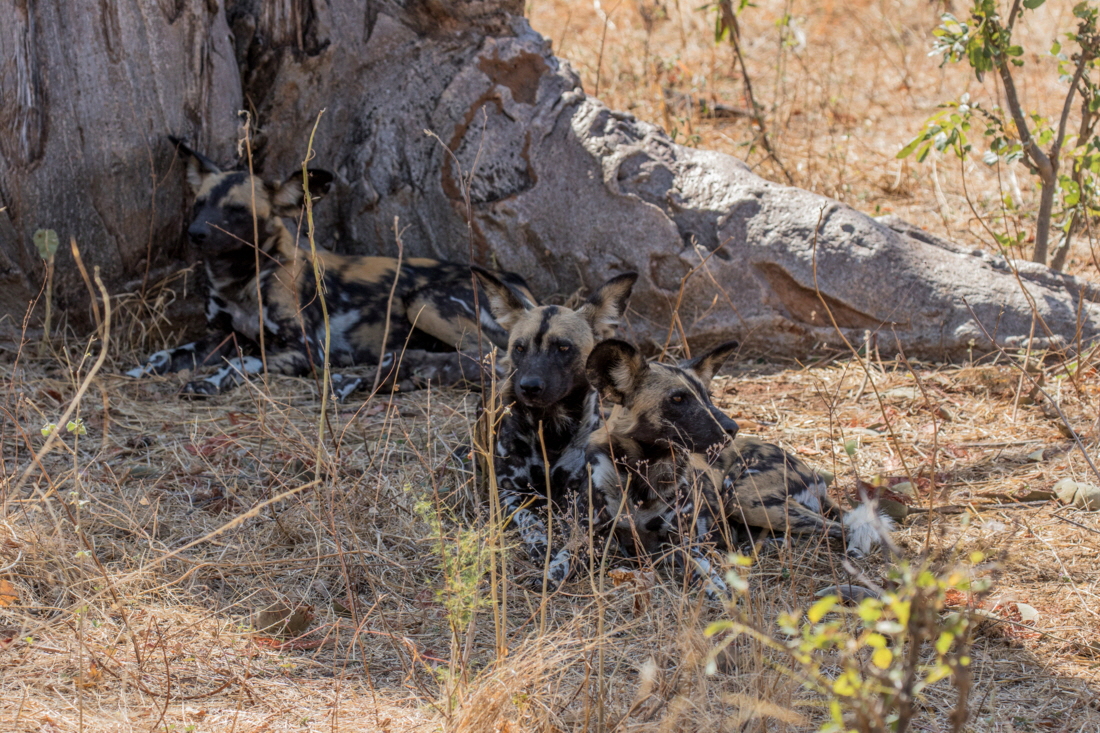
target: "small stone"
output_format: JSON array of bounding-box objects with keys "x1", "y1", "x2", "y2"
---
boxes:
[
  {"x1": 1054, "y1": 478, "x2": 1100, "y2": 511},
  {"x1": 1015, "y1": 603, "x2": 1040, "y2": 623},
  {"x1": 883, "y1": 386, "x2": 918, "y2": 401}
]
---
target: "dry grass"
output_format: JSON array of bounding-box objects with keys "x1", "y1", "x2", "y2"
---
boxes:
[
  {"x1": 4, "y1": 1, "x2": 1100, "y2": 731},
  {"x1": 529, "y1": 0, "x2": 1100, "y2": 280},
  {"x1": 2, "y1": 309, "x2": 1099, "y2": 731}
]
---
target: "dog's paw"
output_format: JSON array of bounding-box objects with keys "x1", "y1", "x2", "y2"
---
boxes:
[
  {"x1": 127, "y1": 349, "x2": 173, "y2": 378},
  {"x1": 180, "y1": 379, "x2": 220, "y2": 399},
  {"x1": 329, "y1": 374, "x2": 363, "y2": 402},
  {"x1": 525, "y1": 573, "x2": 561, "y2": 594}
]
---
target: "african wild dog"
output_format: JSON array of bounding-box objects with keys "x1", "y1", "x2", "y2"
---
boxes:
[
  {"x1": 585, "y1": 339, "x2": 892, "y2": 598},
  {"x1": 472, "y1": 267, "x2": 637, "y2": 591},
  {"x1": 128, "y1": 138, "x2": 536, "y2": 398}
]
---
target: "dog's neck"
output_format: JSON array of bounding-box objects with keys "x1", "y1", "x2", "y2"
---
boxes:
[{"x1": 505, "y1": 382, "x2": 598, "y2": 453}]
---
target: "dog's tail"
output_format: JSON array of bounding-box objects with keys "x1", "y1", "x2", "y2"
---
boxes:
[{"x1": 842, "y1": 501, "x2": 896, "y2": 557}]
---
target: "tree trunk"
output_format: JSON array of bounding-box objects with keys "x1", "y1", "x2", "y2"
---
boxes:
[{"x1": 2, "y1": 0, "x2": 1098, "y2": 359}]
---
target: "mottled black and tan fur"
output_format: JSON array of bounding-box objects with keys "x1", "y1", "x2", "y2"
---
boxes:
[
  {"x1": 473, "y1": 268, "x2": 637, "y2": 591},
  {"x1": 585, "y1": 339, "x2": 893, "y2": 598},
  {"x1": 584, "y1": 339, "x2": 741, "y2": 596},
  {"x1": 128, "y1": 139, "x2": 535, "y2": 397}
]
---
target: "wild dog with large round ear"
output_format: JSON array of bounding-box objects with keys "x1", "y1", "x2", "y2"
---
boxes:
[
  {"x1": 587, "y1": 338, "x2": 894, "y2": 599},
  {"x1": 127, "y1": 136, "x2": 537, "y2": 399},
  {"x1": 473, "y1": 268, "x2": 637, "y2": 591},
  {"x1": 585, "y1": 338, "x2": 740, "y2": 597}
]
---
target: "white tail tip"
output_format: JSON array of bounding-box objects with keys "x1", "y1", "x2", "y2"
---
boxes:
[{"x1": 843, "y1": 502, "x2": 895, "y2": 557}]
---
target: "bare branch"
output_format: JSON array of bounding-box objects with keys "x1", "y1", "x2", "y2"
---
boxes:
[
  {"x1": 997, "y1": 63, "x2": 1054, "y2": 182},
  {"x1": 1005, "y1": 0, "x2": 1023, "y2": 33}
]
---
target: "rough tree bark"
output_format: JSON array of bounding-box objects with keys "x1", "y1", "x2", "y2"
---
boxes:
[{"x1": 2, "y1": 0, "x2": 1098, "y2": 359}]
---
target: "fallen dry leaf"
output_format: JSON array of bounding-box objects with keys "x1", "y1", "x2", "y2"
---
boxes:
[
  {"x1": 0, "y1": 578, "x2": 17, "y2": 607},
  {"x1": 254, "y1": 603, "x2": 314, "y2": 637}
]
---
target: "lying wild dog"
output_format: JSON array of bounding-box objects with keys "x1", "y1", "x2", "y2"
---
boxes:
[
  {"x1": 585, "y1": 339, "x2": 893, "y2": 597},
  {"x1": 713, "y1": 437, "x2": 891, "y2": 557},
  {"x1": 128, "y1": 138, "x2": 536, "y2": 398},
  {"x1": 473, "y1": 267, "x2": 637, "y2": 591}
]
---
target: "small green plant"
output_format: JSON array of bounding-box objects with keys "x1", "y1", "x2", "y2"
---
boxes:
[
  {"x1": 707, "y1": 553, "x2": 989, "y2": 732},
  {"x1": 899, "y1": 1, "x2": 1100, "y2": 270},
  {"x1": 412, "y1": 496, "x2": 493, "y2": 633}
]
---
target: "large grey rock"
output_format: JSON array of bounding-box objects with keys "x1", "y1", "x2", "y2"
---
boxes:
[{"x1": 2, "y1": 0, "x2": 1097, "y2": 358}]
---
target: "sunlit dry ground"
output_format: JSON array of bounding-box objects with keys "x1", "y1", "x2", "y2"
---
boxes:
[
  {"x1": 3, "y1": 1, "x2": 1100, "y2": 730},
  {"x1": 2, "y1": 334, "x2": 1098, "y2": 731},
  {"x1": 528, "y1": 0, "x2": 1100, "y2": 281}
]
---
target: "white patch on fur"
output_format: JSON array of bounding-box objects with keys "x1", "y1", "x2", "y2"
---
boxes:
[
  {"x1": 793, "y1": 488, "x2": 822, "y2": 513},
  {"x1": 128, "y1": 345, "x2": 190, "y2": 378},
  {"x1": 448, "y1": 296, "x2": 475, "y2": 316},
  {"x1": 546, "y1": 547, "x2": 572, "y2": 587},
  {"x1": 261, "y1": 306, "x2": 280, "y2": 334},
  {"x1": 843, "y1": 502, "x2": 896, "y2": 557},
  {"x1": 330, "y1": 374, "x2": 363, "y2": 401},
  {"x1": 795, "y1": 478, "x2": 830, "y2": 513},
  {"x1": 318, "y1": 310, "x2": 360, "y2": 358},
  {"x1": 206, "y1": 298, "x2": 228, "y2": 321},
  {"x1": 590, "y1": 454, "x2": 618, "y2": 492},
  {"x1": 692, "y1": 554, "x2": 728, "y2": 599},
  {"x1": 203, "y1": 356, "x2": 264, "y2": 390}
]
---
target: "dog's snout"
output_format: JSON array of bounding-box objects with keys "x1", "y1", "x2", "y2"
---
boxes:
[
  {"x1": 714, "y1": 407, "x2": 739, "y2": 436},
  {"x1": 188, "y1": 222, "x2": 209, "y2": 243},
  {"x1": 518, "y1": 375, "x2": 545, "y2": 398}
]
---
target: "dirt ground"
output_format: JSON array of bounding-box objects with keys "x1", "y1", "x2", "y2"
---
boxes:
[
  {"x1": 3, "y1": 0, "x2": 1100, "y2": 731},
  {"x1": 2, "y1": 336, "x2": 1098, "y2": 731}
]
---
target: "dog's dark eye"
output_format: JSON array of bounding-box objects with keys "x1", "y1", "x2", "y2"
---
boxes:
[
  {"x1": 670, "y1": 393, "x2": 686, "y2": 404},
  {"x1": 558, "y1": 344, "x2": 571, "y2": 353},
  {"x1": 514, "y1": 344, "x2": 526, "y2": 353}
]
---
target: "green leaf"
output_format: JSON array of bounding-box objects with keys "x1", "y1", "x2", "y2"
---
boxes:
[
  {"x1": 858, "y1": 598, "x2": 883, "y2": 623},
  {"x1": 33, "y1": 229, "x2": 59, "y2": 260},
  {"x1": 865, "y1": 632, "x2": 887, "y2": 648},
  {"x1": 808, "y1": 596, "x2": 837, "y2": 623},
  {"x1": 1023, "y1": 0, "x2": 1045, "y2": 8},
  {"x1": 1063, "y1": 179, "x2": 1081, "y2": 207},
  {"x1": 897, "y1": 135, "x2": 926, "y2": 159}
]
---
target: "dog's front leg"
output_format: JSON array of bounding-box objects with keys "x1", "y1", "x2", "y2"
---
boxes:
[{"x1": 127, "y1": 331, "x2": 236, "y2": 378}]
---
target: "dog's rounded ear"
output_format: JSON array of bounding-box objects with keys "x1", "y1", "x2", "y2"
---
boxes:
[
  {"x1": 472, "y1": 266, "x2": 532, "y2": 331},
  {"x1": 586, "y1": 339, "x2": 644, "y2": 404},
  {"x1": 170, "y1": 136, "x2": 221, "y2": 192},
  {"x1": 579, "y1": 272, "x2": 638, "y2": 340},
  {"x1": 271, "y1": 169, "x2": 334, "y2": 215},
  {"x1": 680, "y1": 340, "x2": 740, "y2": 387},
  {"x1": 304, "y1": 169, "x2": 334, "y2": 198}
]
